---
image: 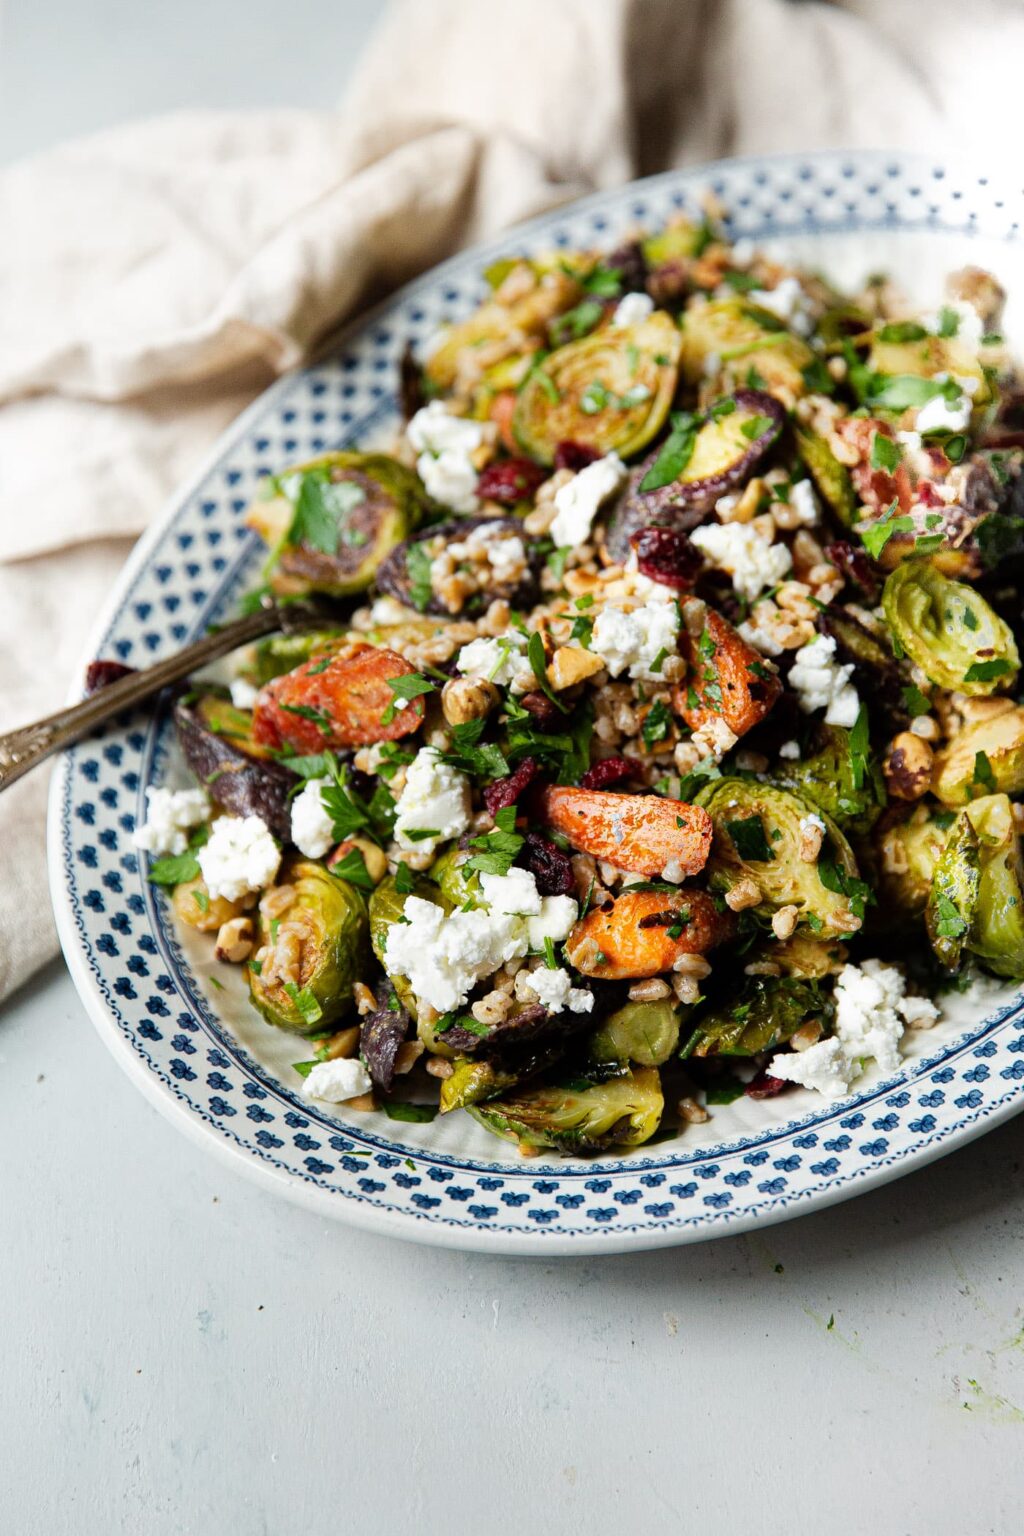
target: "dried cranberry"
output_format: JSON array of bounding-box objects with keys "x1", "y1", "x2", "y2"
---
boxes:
[
  {"x1": 519, "y1": 691, "x2": 562, "y2": 728},
  {"x1": 915, "y1": 479, "x2": 945, "y2": 508},
  {"x1": 823, "y1": 540, "x2": 881, "y2": 603},
  {"x1": 604, "y1": 241, "x2": 648, "y2": 293},
  {"x1": 580, "y1": 755, "x2": 642, "y2": 791},
  {"x1": 476, "y1": 457, "x2": 547, "y2": 505},
  {"x1": 554, "y1": 441, "x2": 600, "y2": 474},
  {"x1": 84, "y1": 660, "x2": 137, "y2": 696},
  {"x1": 745, "y1": 1070, "x2": 792, "y2": 1100},
  {"x1": 483, "y1": 757, "x2": 539, "y2": 816},
  {"x1": 645, "y1": 261, "x2": 689, "y2": 308},
  {"x1": 516, "y1": 831, "x2": 575, "y2": 896},
  {"x1": 631, "y1": 525, "x2": 702, "y2": 590}
]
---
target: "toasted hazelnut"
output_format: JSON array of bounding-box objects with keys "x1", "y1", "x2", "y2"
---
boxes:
[
  {"x1": 884, "y1": 731, "x2": 934, "y2": 801},
  {"x1": 548, "y1": 645, "x2": 605, "y2": 690},
  {"x1": 324, "y1": 1026, "x2": 360, "y2": 1059},
  {"x1": 214, "y1": 915, "x2": 254, "y2": 963},
  {"x1": 441, "y1": 676, "x2": 500, "y2": 727}
]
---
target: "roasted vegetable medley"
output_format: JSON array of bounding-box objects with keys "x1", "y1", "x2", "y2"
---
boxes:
[{"x1": 132, "y1": 210, "x2": 1024, "y2": 1155}]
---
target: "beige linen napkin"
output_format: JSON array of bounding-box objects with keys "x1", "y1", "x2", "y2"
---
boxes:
[{"x1": 2, "y1": 0, "x2": 1021, "y2": 1002}]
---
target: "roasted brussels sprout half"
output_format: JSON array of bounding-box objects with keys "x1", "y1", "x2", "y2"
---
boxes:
[
  {"x1": 174, "y1": 693, "x2": 298, "y2": 841},
  {"x1": 440, "y1": 1057, "x2": 521, "y2": 1113},
  {"x1": 425, "y1": 265, "x2": 581, "y2": 392},
  {"x1": 605, "y1": 391, "x2": 785, "y2": 559},
  {"x1": 513, "y1": 311, "x2": 681, "y2": 465},
  {"x1": 695, "y1": 779, "x2": 864, "y2": 937},
  {"x1": 375, "y1": 516, "x2": 540, "y2": 617},
  {"x1": 679, "y1": 298, "x2": 814, "y2": 401},
  {"x1": 247, "y1": 453, "x2": 430, "y2": 597},
  {"x1": 882, "y1": 561, "x2": 1019, "y2": 697},
  {"x1": 963, "y1": 794, "x2": 1024, "y2": 980},
  {"x1": 925, "y1": 812, "x2": 981, "y2": 971},
  {"x1": 779, "y1": 723, "x2": 886, "y2": 837},
  {"x1": 429, "y1": 847, "x2": 481, "y2": 908},
  {"x1": 931, "y1": 706, "x2": 1024, "y2": 805},
  {"x1": 248, "y1": 859, "x2": 369, "y2": 1032},
  {"x1": 589, "y1": 999, "x2": 682, "y2": 1067},
  {"x1": 874, "y1": 808, "x2": 950, "y2": 919},
  {"x1": 641, "y1": 220, "x2": 706, "y2": 267},
  {"x1": 865, "y1": 332, "x2": 991, "y2": 418},
  {"x1": 794, "y1": 427, "x2": 857, "y2": 529},
  {"x1": 681, "y1": 975, "x2": 835, "y2": 1058},
  {"x1": 172, "y1": 877, "x2": 242, "y2": 933},
  {"x1": 468, "y1": 1065, "x2": 664, "y2": 1153}
]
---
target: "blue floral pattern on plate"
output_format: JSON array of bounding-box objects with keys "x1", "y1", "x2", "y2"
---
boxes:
[{"x1": 50, "y1": 150, "x2": 1024, "y2": 1253}]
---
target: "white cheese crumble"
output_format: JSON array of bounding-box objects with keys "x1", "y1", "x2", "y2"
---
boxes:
[
  {"x1": 479, "y1": 867, "x2": 542, "y2": 916},
  {"x1": 303, "y1": 1057, "x2": 373, "y2": 1104},
  {"x1": 690, "y1": 522, "x2": 792, "y2": 603},
  {"x1": 769, "y1": 960, "x2": 939, "y2": 1099},
  {"x1": 550, "y1": 452, "x2": 627, "y2": 548},
  {"x1": 915, "y1": 389, "x2": 972, "y2": 436},
  {"x1": 290, "y1": 777, "x2": 334, "y2": 860},
  {"x1": 456, "y1": 631, "x2": 534, "y2": 692},
  {"x1": 778, "y1": 739, "x2": 801, "y2": 760},
  {"x1": 800, "y1": 812, "x2": 826, "y2": 836},
  {"x1": 922, "y1": 299, "x2": 984, "y2": 350},
  {"x1": 522, "y1": 966, "x2": 594, "y2": 1015},
  {"x1": 407, "y1": 401, "x2": 487, "y2": 514},
  {"x1": 788, "y1": 478, "x2": 820, "y2": 526},
  {"x1": 393, "y1": 747, "x2": 471, "y2": 856},
  {"x1": 590, "y1": 598, "x2": 679, "y2": 681},
  {"x1": 198, "y1": 815, "x2": 280, "y2": 902},
  {"x1": 133, "y1": 786, "x2": 210, "y2": 857},
  {"x1": 229, "y1": 677, "x2": 259, "y2": 711},
  {"x1": 525, "y1": 894, "x2": 579, "y2": 950},
  {"x1": 788, "y1": 634, "x2": 860, "y2": 728},
  {"x1": 611, "y1": 292, "x2": 654, "y2": 329},
  {"x1": 748, "y1": 277, "x2": 815, "y2": 337}
]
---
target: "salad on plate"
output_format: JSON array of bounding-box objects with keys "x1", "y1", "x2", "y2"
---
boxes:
[{"x1": 131, "y1": 207, "x2": 1024, "y2": 1157}]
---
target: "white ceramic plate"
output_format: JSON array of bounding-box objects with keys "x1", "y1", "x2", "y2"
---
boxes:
[{"x1": 50, "y1": 150, "x2": 1024, "y2": 1253}]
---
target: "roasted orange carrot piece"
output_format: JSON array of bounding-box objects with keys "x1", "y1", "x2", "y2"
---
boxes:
[
  {"x1": 538, "y1": 786, "x2": 712, "y2": 879},
  {"x1": 673, "y1": 609, "x2": 781, "y2": 742},
  {"x1": 565, "y1": 889, "x2": 734, "y2": 979},
  {"x1": 252, "y1": 644, "x2": 426, "y2": 754},
  {"x1": 489, "y1": 390, "x2": 520, "y2": 456}
]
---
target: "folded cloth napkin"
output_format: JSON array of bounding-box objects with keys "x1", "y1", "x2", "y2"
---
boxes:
[{"x1": 2, "y1": 0, "x2": 1021, "y2": 1002}]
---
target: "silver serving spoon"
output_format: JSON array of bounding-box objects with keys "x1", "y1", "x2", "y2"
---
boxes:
[{"x1": 0, "y1": 596, "x2": 342, "y2": 793}]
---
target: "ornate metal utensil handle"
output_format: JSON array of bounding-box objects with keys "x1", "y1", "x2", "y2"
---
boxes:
[{"x1": 0, "y1": 598, "x2": 336, "y2": 793}]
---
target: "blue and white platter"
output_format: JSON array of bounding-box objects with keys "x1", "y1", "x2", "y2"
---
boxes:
[{"x1": 50, "y1": 151, "x2": 1024, "y2": 1253}]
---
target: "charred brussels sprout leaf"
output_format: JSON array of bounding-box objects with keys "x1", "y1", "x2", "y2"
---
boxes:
[
  {"x1": 248, "y1": 453, "x2": 430, "y2": 597},
  {"x1": 696, "y1": 779, "x2": 864, "y2": 937},
  {"x1": 174, "y1": 693, "x2": 298, "y2": 841},
  {"x1": 926, "y1": 813, "x2": 981, "y2": 971},
  {"x1": 882, "y1": 561, "x2": 1019, "y2": 697},
  {"x1": 794, "y1": 427, "x2": 858, "y2": 528},
  {"x1": 440, "y1": 1058, "x2": 522, "y2": 1113},
  {"x1": 468, "y1": 1065, "x2": 664, "y2": 1153},
  {"x1": 248, "y1": 859, "x2": 369, "y2": 1032},
  {"x1": 961, "y1": 795, "x2": 1024, "y2": 979},
  {"x1": 681, "y1": 976, "x2": 835, "y2": 1059},
  {"x1": 513, "y1": 311, "x2": 681, "y2": 465},
  {"x1": 932, "y1": 707, "x2": 1024, "y2": 806},
  {"x1": 589, "y1": 999, "x2": 682, "y2": 1067},
  {"x1": 779, "y1": 724, "x2": 886, "y2": 837}
]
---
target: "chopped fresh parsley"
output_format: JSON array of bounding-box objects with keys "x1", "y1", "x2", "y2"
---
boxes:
[
  {"x1": 435, "y1": 717, "x2": 509, "y2": 781},
  {"x1": 283, "y1": 469, "x2": 366, "y2": 555},
  {"x1": 329, "y1": 847, "x2": 376, "y2": 891},
  {"x1": 283, "y1": 982, "x2": 324, "y2": 1028},
  {"x1": 724, "y1": 814, "x2": 775, "y2": 863},
  {"x1": 382, "y1": 1100, "x2": 439, "y2": 1123},
  {"x1": 740, "y1": 413, "x2": 775, "y2": 442},
  {"x1": 280, "y1": 702, "x2": 333, "y2": 736},
  {"x1": 394, "y1": 862, "x2": 416, "y2": 894},
  {"x1": 849, "y1": 706, "x2": 870, "y2": 792},
  {"x1": 381, "y1": 671, "x2": 436, "y2": 725},
  {"x1": 963, "y1": 658, "x2": 1013, "y2": 684},
  {"x1": 465, "y1": 804, "x2": 525, "y2": 877},
  {"x1": 933, "y1": 891, "x2": 968, "y2": 940},
  {"x1": 405, "y1": 541, "x2": 435, "y2": 613},
  {"x1": 639, "y1": 410, "x2": 699, "y2": 492},
  {"x1": 642, "y1": 699, "x2": 672, "y2": 748},
  {"x1": 870, "y1": 432, "x2": 902, "y2": 472},
  {"x1": 973, "y1": 750, "x2": 997, "y2": 792},
  {"x1": 901, "y1": 684, "x2": 931, "y2": 718},
  {"x1": 147, "y1": 824, "x2": 210, "y2": 887},
  {"x1": 877, "y1": 320, "x2": 928, "y2": 344}
]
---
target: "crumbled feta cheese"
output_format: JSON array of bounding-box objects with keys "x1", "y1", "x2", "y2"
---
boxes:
[
  {"x1": 416, "y1": 448, "x2": 480, "y2": 513},
  {"x1": 198, "y1": 815, "x2": 280, "y2": 902},
  {"x1": 691, "y1": 522, "x2": 792, "y2": 603},
  {"x1": 611, "y1": 292, "x2": 654, "y2": 329},
  {"x1": 290, "y1": 777, "x2": 334, "y2": 859},
  {"x1": 407, "y1": 400, "x2": 487, "y2": 457},
  {"x1": 788, "y1": 634, "x2": 860, "y2": 728},
  {"x1": 526, "y1": 895, "x2": 579, "y2": 949},
  {"x1": 550, "y1": 453, "x2": 627, "y2": 547},
  {"x1": 393, "y1": 747, "x2": 471, "y2": 856},
  {"x1": 133, "y1": 786, "x2": 210, "y2": 857},
  {"x1": 915, "y1": 389, "x2": 972, "y2": 436},
  {"x1": 788, "y1": 478, "x2": 820, "y2": 526},
  {"x1": 407, "y1": 401, "x2": 487, "y2": 513},
  {"x1": 456, "y1": 632, "x2": 534, "y2": 691},
  {"x1": 748, "y1": 277, "x2": 815, "y2": 336},
  {"x1": 303, "y1": 1057, "x2": 373, "y2": 1104},
  {"x1": 229, "y1": 677, "x2": 259, "y2": 711},
  {"x1": 769, "y1": 1036, "x2": 859, "y2": 1098},
  {"x1": 479, "y1": 868, "x2": 542, "y2": 916},
  {"x1": 778, "y1": 739, "x2": 801, "y2": 760},
  {"x1": 522, "y1": 966, "x2": 594, "y2": 1015},
  {"x1": 383, "y1": 896, "x2": 527, "y2": 1013},
  {"x1": 800, "y1": 812, "x2": 826, "y2": 836},
  {"x1": 591, "y1": 599, "x2": 679, "y2": 681},
  {"x1": 922, "y1": 299, "x2": 984, "y2": 350},
  {"x1": 729, "y1": 237, "x2": 756, "y2": 268}
]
